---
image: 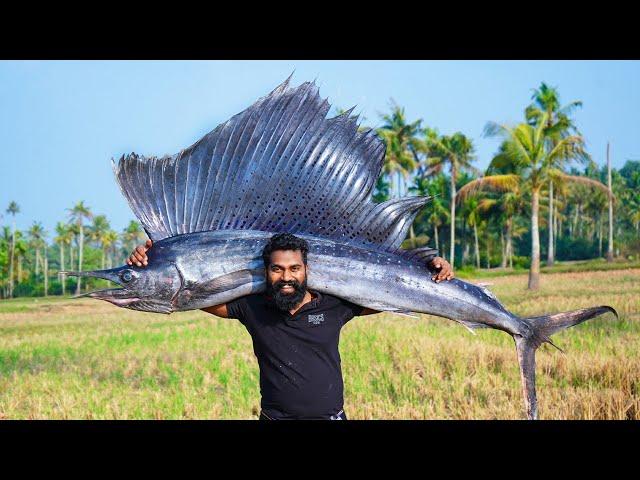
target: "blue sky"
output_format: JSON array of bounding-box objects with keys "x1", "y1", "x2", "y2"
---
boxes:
[{"x1": 1, "y1": 60, "x2": 638, "y2": 236}]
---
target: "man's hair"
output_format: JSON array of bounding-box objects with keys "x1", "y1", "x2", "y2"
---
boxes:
[{"x1": 262, "y1": 233, "x2": 309, "y2": 269}]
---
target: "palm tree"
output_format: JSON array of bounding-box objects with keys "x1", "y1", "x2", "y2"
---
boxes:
[
  {"x1": 122, "y1": 220, "x2": 145, "y2": 254},
  {"x1": 14, "y1": 234, "x2": 27, "y2": 287},
  {"x1": 526, "y1": 83, "x2": 585, "y2": 266},
  {"x1": 377, "y1": 101, "x2": 422, "y2": 199},
  {"x1": 409, "y1": 174, "x2": 449, "y2": 252},
  {"x1": 68, "y1": 201, "x2": 93, "y2": 294},
  {"x1": 27, "y1": 222, "x2": 45, "y2": 277},
  {"x1": 475, "y1": 114, "x2": 608, "y2": 289},
  {"x1": 460, "y1": 195, "x2": 484, "y2": 268},
  {"x1": 27, "y1": 222, "x2": 48, "y2": 294},
  {"x1": 5, "y1": 201, "x2": 19, "y2": 297},
  {"x1": 0, "y1": 226, "x2": 10, "y2": 297},
  {"x1": 606, "y1": 143, "x2": 614, "y2": 262},
  {"x1": 102, "y1": 230, "x2": 119, "y2": 268},
  {"x1": 54, "y1": 222, "x2": 73, "y2": 295},
  {"x1": 88, "y1": 214, "x2": 111, "y2": 269},
  {"x1": 425, "y1": 131, "x2": 476, "y2": 268}
]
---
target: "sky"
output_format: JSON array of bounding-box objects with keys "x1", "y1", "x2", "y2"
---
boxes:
[{"x1": 1, "y1": 60, "x2": 638, "y2": 236}]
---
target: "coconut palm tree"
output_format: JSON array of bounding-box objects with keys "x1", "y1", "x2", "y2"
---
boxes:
[
  {"x1": 54, "y1": 222, "x2": 74, "y2": 295},
  {"x1": 68, "y1": 201, "x2": 93, "y2": 294},
  {"x1": 102, "y1": 230, "x2": 119, "y2": 268},
  {"x1": 88, "y1": 214, "x2": 111, "y2": 269},
  {"x1": 425, "y1": 131, "x2": 476, "y2": 268},
  {"x1": 460, "y1": 195, "x2": 484, "y2": 268},
  {"x1": 14, "y1": 234, "x2": 27, "y2": 287},
  {"x1": 122, "y1": 220, "x2": 145, "y2": 254},
  {"x1": 0, "y1": 226, "x2": 10, "y2": 297},
  {"x1": 27, "y1": 222, "x2": 48, "y2": 294},
  {"x1": 377, "y1": 102, "x2": 422, "y2": 199},
  {"x1": 474, "y1": 114, "x2": 608, "y2": 289},
  {"x1": 409, "y1": 174, "x2": 449, "y2": 253},
  {"x1": 526, "y1": 83, "x2": 585, "y2": 266},
  {"x1": 27, "y1": 222, "x2": 45, "y2": 277},
  {"x1": 5, "y1": 201, "x2": 19, "y2": 297}
]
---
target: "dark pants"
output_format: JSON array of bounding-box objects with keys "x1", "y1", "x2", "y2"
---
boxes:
[{"x1": 259, "y1": 409, "x2": 347, "y2": 420}]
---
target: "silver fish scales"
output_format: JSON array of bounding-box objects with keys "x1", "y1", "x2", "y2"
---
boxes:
[{"x1": 64, "y1": 76, "x2": 617, "y2": 419}]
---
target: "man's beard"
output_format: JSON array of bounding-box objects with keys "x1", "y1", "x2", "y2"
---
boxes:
[{"x1": 266, "y1": 277, "x2": 308, "y2": 312}]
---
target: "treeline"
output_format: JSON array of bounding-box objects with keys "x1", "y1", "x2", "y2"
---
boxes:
[
  {"x1": 1, "y1": 82, "x2": 639, "y2": 298},
  {"x1": 0, "y1": 201, "x2": 146, "y2": 299},
  {"x1": 353, "y1": 82, "x2": 639, "y2": 289}
]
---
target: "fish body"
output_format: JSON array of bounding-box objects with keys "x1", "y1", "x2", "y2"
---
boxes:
[{"x1": 162, "y1": 230, "x2": 518, "y2": 336}]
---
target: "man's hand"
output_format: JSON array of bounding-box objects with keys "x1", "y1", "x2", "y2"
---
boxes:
[
  {"x1": 126, "y1": 239, "x2": 153, "y2": 267},
  {"x1": 429, "y1": 256, "x2": 454, "y2": 283}
]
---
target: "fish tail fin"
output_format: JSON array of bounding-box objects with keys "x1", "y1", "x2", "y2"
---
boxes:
[{"x1": 514, "y1": 305, "x2": 617, "y2": 420}]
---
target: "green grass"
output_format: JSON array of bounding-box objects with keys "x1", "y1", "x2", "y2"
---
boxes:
[
  {"x1": 0, "y1": 267, "x2": 638, "y2": 419},
  {"x1": 456, "y1": 258, "x2": 640, "y2": 280}
]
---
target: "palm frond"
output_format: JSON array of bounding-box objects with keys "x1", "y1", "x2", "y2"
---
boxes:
[
  {"x1": 456, "y1": 174, "x2": 520, "y2": 203},
  {"x1": 560, "y1": 173, "x2": 615, "y2": 201}
]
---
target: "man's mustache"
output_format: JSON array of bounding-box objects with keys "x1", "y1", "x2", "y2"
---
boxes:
[{"x1": 274, "y1": 280, "x2": 301, "y2": 289}]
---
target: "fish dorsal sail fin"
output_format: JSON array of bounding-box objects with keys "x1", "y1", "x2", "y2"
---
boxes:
[{"x1": 113, "y1": 77, "x2": 431, "y2": 253}]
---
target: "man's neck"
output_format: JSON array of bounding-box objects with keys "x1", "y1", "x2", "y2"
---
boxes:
[{"x1": 289, "y1": 290, "x2": 314, "y2": 316}]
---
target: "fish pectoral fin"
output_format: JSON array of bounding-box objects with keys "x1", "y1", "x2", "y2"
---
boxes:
[{"x1": 190, "y1": 269, "x2": 263, "y2": 296}]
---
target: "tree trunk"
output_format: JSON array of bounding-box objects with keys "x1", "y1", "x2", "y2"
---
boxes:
[
  {"x1": 558, "y1": 209, "x2": 562, "y2": 240},
  {"x1": 507, "y1": 220, "x2": 513, "y2": 269},
  {"x1": 449, "y1": 169, "x2": 456, "y2": 268},
  {"x1": 44, "y1": 247, "x2": 48, "y2": 297},
  {"x1": 59, "y1": 243, "x2": 66, "y2": 296},
  {"x1": 554, "y1": 203, "x2": 558, "y2": 255},
  {"x1": 547, "y1": 180, "x2": 554, "y2": 266},
  {"x1": 101, "y1": 247, "x2": 106, "y2": 270},
  {"x1": 77, "y1": 225, "x2": 84, "y2": 294},
  {"x1": 607, "y1": 142, "x2": 614, "y2": 262},
  {"x1": 35, "y1": 248, "x2": 40, "y2": 276},
  {"x1": 18, "y1": 256, "x2": 22, "y2": 283},
  {"x1": 528, "y1": 189, "x2": 541, "y2": 290},
  {"x1": 434, "y1": 225, "x2": 439, "y2": 252},
  {"x1": 500, "y1": 229, "x2": 507, "y2": 268},
  {"x1": 486, "y1": 233, "x2": 491, "y2": 269},
  {"x1": 474, "y1": 223, "x2": 480, "y2": 269},
  {"x1": 9, "y1": 219, "x2": 15, "y2": 297}
]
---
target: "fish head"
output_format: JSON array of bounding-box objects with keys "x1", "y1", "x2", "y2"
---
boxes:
[{"x1": 62, "y1": 262, "x2": 182, "y2": 314}]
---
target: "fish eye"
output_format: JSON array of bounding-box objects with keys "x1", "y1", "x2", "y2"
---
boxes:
[{"x1": 121, "y1": 270, "x2": 134, "y2": 282}]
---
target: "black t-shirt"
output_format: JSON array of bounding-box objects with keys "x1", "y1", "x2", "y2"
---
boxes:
[{"x1": 226, "y1": 290, "x2": 364, "y2": 419}]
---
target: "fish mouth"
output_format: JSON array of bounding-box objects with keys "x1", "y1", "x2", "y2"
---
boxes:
[{"x1": 74, "y1": 287, "x2": 141, "y2": 306}]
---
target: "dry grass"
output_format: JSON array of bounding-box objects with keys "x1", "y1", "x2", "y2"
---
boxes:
[{"x1": 0, "y1": 268, "x2": 637, "y2": 419}]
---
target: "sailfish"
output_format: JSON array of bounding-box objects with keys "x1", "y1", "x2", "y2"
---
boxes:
[{"x1": 64, "y1": 77, "x2": 617, "y2": 419}]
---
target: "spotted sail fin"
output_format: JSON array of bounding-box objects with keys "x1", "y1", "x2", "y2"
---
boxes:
[{"x1": 113, "y1": 77, "x2": 433, "y2": 254}]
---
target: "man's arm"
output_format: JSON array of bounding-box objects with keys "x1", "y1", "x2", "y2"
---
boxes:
[
  {"x1": 358, "y1": 256, "x2": 454, "y2": 316},
  {"x1": 126, "y1": 239, "x2": 230, "y2": 318},
  {"x1": 201, "y1": 304, "x2": 230, "y2": 318}
]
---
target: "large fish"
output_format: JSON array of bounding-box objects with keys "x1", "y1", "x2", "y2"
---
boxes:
[{"x1": 64, "y1": 77, "x2": 617, "y2": 419}]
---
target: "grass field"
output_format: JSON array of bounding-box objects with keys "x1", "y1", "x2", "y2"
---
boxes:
[{"x1": 0, "y1": 267, "x2": 638, "y2": 419}]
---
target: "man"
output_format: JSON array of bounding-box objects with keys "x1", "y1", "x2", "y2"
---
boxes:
[{"x1": 128, "y1": 233, "x2": 453, "y2": 420}]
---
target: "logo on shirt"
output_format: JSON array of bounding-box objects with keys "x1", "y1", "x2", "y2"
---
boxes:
[{"x1": 308, "y1": 313, "x2": 325, "y2": 325}]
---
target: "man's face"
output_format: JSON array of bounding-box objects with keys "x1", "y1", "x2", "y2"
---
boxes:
[{"x1": 265, "y1": 249, "x2": 308, "y2": 311}]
